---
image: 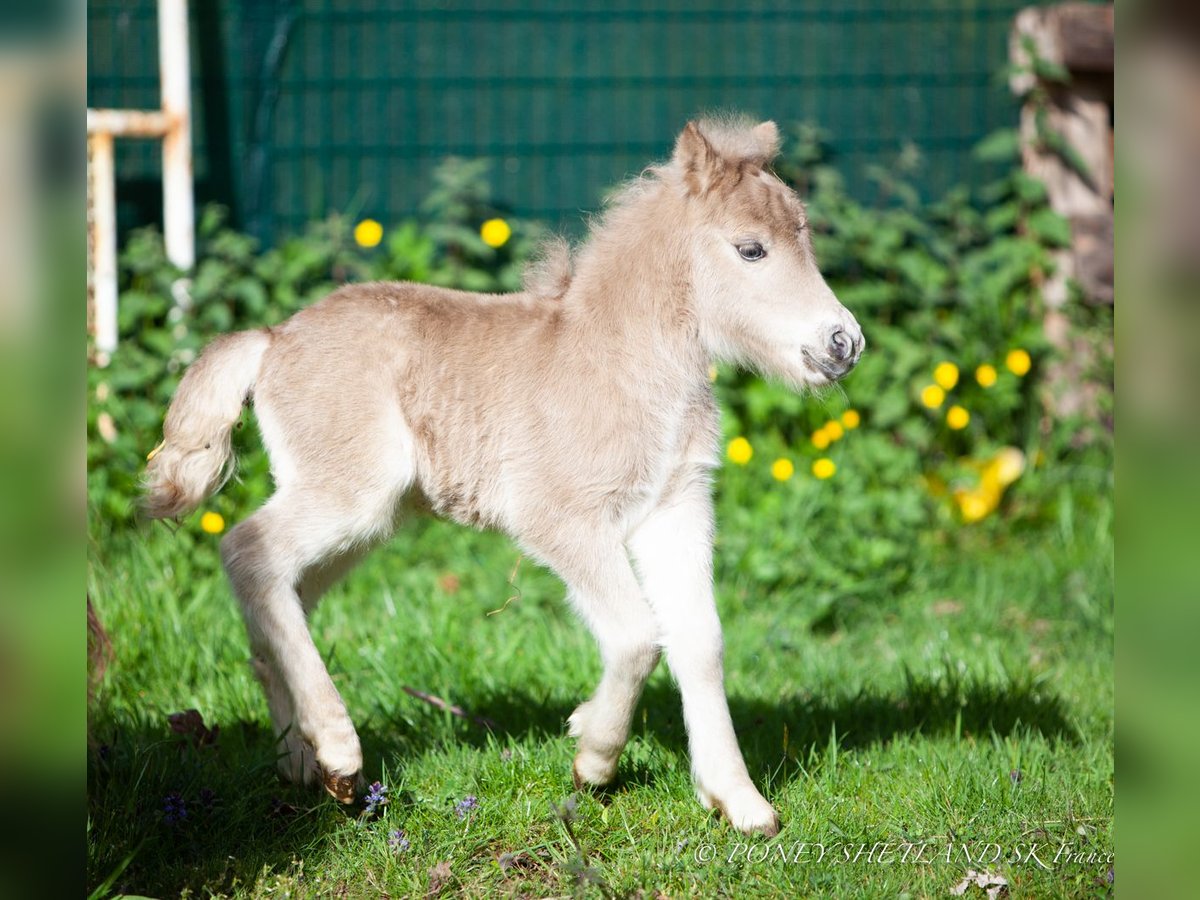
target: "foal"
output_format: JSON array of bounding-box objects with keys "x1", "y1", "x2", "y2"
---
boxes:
[{"x1": 144, "y1": 117, "x2": 863, "y2": 835}]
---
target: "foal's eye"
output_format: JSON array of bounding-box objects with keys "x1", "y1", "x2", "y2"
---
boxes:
[{"x1": 737, "y1": 242, "x2": 766, "y2": 262}]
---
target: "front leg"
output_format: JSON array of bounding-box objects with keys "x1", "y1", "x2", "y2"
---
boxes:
[
  {"x1": 628, "y1": 475, "x2": 780, "y2": 836},
  {"x1": 520, "y1": 525, "x2": 662, "y2": 789}
]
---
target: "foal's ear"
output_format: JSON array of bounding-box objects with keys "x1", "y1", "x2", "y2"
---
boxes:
[
  {"x1": 752, "y1": 121, "x2": 781, "y2": 162},
  {"x1": 673, "y1": 121, "x2": 727, "y2": 197}
]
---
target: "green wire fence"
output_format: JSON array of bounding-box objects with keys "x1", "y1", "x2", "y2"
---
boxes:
[{"x1": 87, "y1": 0, "x2": 1032, "y2": 243}]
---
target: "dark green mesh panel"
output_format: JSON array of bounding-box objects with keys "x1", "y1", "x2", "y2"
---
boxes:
[{"x1": 87, "y1": 0, "x2": 1031, "y2": 243}]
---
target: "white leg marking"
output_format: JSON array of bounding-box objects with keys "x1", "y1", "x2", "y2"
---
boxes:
[
  {"x1": 525, "y1": 529, "x2": 661, "y2": 787},
  {"x1": 628, "y1": 482, "x2": 780, "y2": 835}
]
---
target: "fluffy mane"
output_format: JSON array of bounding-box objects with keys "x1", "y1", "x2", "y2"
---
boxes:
[
  {"x1": 522, "y1": 236, "x2": 574, "y2": 300},
  {"x1": 520, "y1": 116, "x2": 783, "y2": 300}
]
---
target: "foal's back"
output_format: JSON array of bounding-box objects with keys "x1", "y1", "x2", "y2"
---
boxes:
[{"x1": 253, "y1": 281, "x2": 574, "y2": 527}]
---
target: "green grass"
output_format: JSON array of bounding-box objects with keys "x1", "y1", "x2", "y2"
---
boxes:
[{"x1": 87, "y1": 459, "x2": 1112, "y2": 898}]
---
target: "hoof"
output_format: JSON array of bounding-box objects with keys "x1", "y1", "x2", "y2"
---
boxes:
[
  {"x1": 572, "y1": 749, "x2": 618, "y2": 789},
  {"x1": 700, "y1": 784, "x2": 781, "y2": 837},
  {"x1": 712, "y1": 797, "x2": 781, "y2": 836},
  {"x1": 322, "y1": 770, "x2": 358, "y2": 804}
]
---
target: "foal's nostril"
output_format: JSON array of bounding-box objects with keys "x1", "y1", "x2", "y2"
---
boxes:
[{"x1": 829, "y1": 329, "x2": 853, "y2": 362}]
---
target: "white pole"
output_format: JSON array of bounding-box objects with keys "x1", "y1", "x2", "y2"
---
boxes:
[
  {"x1": 158, "y1": 0, "x2": 194, "y2": 285},
  {"x1": 90, "y1": 131, "x2": 119, "y2": 364}
]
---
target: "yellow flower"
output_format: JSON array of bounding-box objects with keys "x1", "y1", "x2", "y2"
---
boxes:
[
  {"x1": 200, "y1": 511, "x2": 225, "y2": 534},
  {"x1": 1006, "y1": 348, "x2": 1031, "y2": 377},
  {"x1": 812, "y1": 457, "x2": 836, "y2": 479},
  {"x1": 824, "y1": 420, "x2": 845, "y2": 442},
  {"x1": 841, "y1": 409, "x2": 861, "y2": 429},
  {"x1": 933, "y1": 361, "x2": 959, "y2": 391},
  {"x1": 956, "y1": 490, "x2": 993, "y2": 523},
  {"x1": 771, "y1": 458, "x2": 795, "y2": 481},
  {"x1": 975, "y1": 364, "x2": 998, "y2": 388},
  {"x1": 354, "y1": 219, "x2": 383, "y2": 248},
  {"x1": 958, "y1": 447, "x2": 1025, "y2": 524},
  {"x1": 920, "y1": 384, "x2": 945, "y2": 409},
  {"x1": 946, "y1": 405, "x2": 970, "y2": 430},
  {"x1": 708, "y1": 364, "x2": 718, "y2": 383},
  {"x1": 987, "y1": 447, "x2": 1026, "y2": 487},
  {"x1": 480, "y1": 218, "x2": 512, "y2": 248},
  {"x1": 727, "y1": 436, "x2": 753, "y2": 465},
  {"x1": 811, "y1": 427, "x2": 832, "y2": 450}
]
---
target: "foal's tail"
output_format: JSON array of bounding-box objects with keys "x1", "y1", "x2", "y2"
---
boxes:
[{"x1": 142, "y1": 329, "x2": 272, "y2": 520}]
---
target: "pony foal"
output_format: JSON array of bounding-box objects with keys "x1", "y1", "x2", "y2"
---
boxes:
[{"x1": 143, "y1": 117, "x2": 863, "y2": 836}]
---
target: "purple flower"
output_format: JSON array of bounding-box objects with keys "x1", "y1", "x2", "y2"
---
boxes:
[
  {"x1": 455, "y1": 794, "x2": 478, "y2": 818},
  {"x1": 388, "y1": 829, "x2": 410, "y2": 854},
  {"x1": 162, "y1": 791, "x2": 187, "y2": 826},
  {"x1": 363, "y1": 781, "x2": 389, "y2": 815}
]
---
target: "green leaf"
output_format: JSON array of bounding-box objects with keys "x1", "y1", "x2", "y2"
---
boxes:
[
  {"x1": 1027, "y1": 208, "x2": 1073, "y2": 247},
  {"x1": 1013, "y1": 172, "x2": 1049, "y2": 204},
  {"x1": 973, "y1": 129, "x2": 1021, "y2": 163}
]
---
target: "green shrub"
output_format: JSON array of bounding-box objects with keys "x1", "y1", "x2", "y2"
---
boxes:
[
  {"x1": 88, "y1": 132, "x2": 1111, "y2": 607},
  {"x1": 709, "y1": 124, "x2": 1111, "y2": 600}
]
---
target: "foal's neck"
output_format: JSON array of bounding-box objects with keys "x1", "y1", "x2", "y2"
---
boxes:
[{"x1": 561, "y1": 193, "x2": 707, "y2": 382}]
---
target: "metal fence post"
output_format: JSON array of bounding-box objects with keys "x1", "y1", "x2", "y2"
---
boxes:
[
  {"x1": 159, "y1": 0, "x2": 195, "y2": 302},
  {"x1": 86, "y1": 0, "x2": 195, "y2": 363}
]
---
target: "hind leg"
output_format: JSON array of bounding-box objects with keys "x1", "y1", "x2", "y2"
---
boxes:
[
  {"x1": 253, "y1": 547, "x2": 369, "y2": 786},
  {"x1": 222, "y1": 489, "x2": 393, "y2": 801}
]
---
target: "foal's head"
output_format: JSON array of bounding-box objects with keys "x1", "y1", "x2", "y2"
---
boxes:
[{"x1": 670, "y1": 118, "x2": 864, "y2": 388}]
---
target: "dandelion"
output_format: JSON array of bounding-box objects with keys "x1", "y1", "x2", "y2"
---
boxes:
[
  {"x1": 933, "y1": 361, "x2": 959, "y2": 391},
  {"x1": 363, "y1": 781, "x2": 389, "y2": 815},
  {"x1": 770, "y1": 458, "x2": 794, "y2": 482},
  {"x1": 727, "y1": 437, "x2": 753, "y2": 465},
  {"x1": 986, "y1": 447, "x2": 1026, "y2": 487},
  {"x1": 956, "y1": 490, "x2": 992, "y2": 523},
  {"x1": 480, "y1": 218, "x2": 512, "y2": 248},
  {"x1": 200, "y1": 511, "x2": 225, "y2": 534},
  {"x1": 955, "y1": 447, "x2": 1025, "y2": 524},
  {"x1": 975, "y1": 364, "x2": 998, "y2": 388},
  {"x1": 354, "y1": 219, "x2": 383, "y2": 248},
  {"x1": 920, "y1": 384, "x2": 945, "y2": 409},
  {"x1": 162, "y1": 791, "x2": 187, "y2": 826},
  {"x1": 707, "y1": 364, "x2": 718, "y2": 383},
  {"x1": 455, "y1": 795, "x2": 479, "y2": 819},
  {"x1": 824, "y1": 420, "x2": 845, "y2": 442},
  {"x1": 1006, "y1": 348, "x2": 1032, "y2": 376},
  {"x1": 810, "y1": 427, "x2": 832, "y2": 450},
  {"x1": 841, "y1": 409, "x2": 861, "y2": 429},
  {"x1": 946, "y1": 405, "x2": 970, "y2": 430},
  {"x1": 388, "y1": 829, "x2": 410, "y2": 854},
  {"x1": 811, "y1": 458, "x2": 836, "y2": 480}
]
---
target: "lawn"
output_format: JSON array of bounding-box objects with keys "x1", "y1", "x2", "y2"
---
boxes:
[{"x1": 86, "y1": 448, "x2": 1113, "y2": 898}]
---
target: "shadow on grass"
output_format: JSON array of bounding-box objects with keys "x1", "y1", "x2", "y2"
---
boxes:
[
  {"x1": 87, "y1": 673, "x2": 1077, "y2": 896},
  {"x1": 447, "y1": 670, "x2": 1081, "y2": 768}
]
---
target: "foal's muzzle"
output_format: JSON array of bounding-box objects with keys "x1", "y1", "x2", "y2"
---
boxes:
[{"x1": 823, "y1": 325, "x2": 865, "y2": 377}]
